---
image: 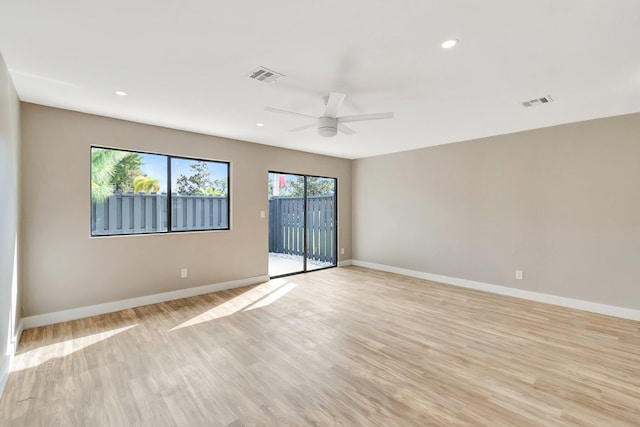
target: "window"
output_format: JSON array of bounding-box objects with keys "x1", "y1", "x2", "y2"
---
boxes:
[{"x1": 91, "y1": 147, "x2": 229, "y2": 236}]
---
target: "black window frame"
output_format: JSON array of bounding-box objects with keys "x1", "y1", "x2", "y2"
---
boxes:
[{"x1": 90, "y1": 145, "x2": 231, "y2": 237}]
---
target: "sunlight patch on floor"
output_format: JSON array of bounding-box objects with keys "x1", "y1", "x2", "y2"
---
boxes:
[
  {"x1": 11, "y1": 324, "x2": 138, "y2": 372},
  {"x1": 243, "y1": 282, "x2": 297, "y2": 312},
  {"x1": 169, "y1": 279, "x2": 297, "y2": 331}
]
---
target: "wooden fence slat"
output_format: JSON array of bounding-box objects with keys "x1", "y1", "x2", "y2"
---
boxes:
[
  {"x1": 268, "y1": 199, "x2": 274, "y2": 251},
  {"x1": 91, "y1": 203, "x2": 97, "y2": 233},
  {"x1": 317, "y1": 197, "x2": 322, "y2": 261},
  {"x1": 291, "y1": 198, "x2": 295, "y2": 255},
  {"x1": 133, "y1": 194, "x2": 141, "y2": 232},
  {"x1": 287, "y1": 198, "x2": 292, "y2": 255},
  {"x1": 305, "y1": 197, "x2": 315, "y2": 259},
  {"x1": 297, "y1": 198, "x2": 303, "y2": 255},
  {"x1": 308, "y1": 197, "x2": 316, "y2": 260},
  {"x1": 155, "y1": 193, "x2": 162, "y2": 230},
  {"x1": 284, "y1": 199, "x2": 287, "y2": 253},
  {"x1": 193, "y1": 198, "x2": 199, "y2": 229},
  {"x1": 267, "y1": 195, "x2": 335, "y2": 264},
  {"x1": 177, "y1": 196, "x2": 184, "y2": 230},
  {"x1": 172, "y1": 196, "x2": 178, "y2": 229},
  {"x1": 319, "y1": 197, "x2": 325, "y2": 262},
  {"x1": 94, "y1": 201, "x2": 104, "y2": 234},
  {"x1": 323, "y1": 197, "x2": 329, "y2": 261},
  {"x1": 293, "y1": 198, "x2": 298, "y2": 255},
  {"x1": 324, "y1": 197, "x2": 328, "y2": 260},
  {"x1": 108, "y1": 194, "x2": 118, "y2": 234},
  {"x1": 329, "y1": 198, "x2": 334, "y2": 260},
  {"x1": 299, "y1": 198, "x2": 304, "y2": 256},
  {"x1": 280, "y1": 198, "x2": 285, "y2": 253},
  {"x1": 92, "y1": 194, "x2": 227, "y2": 235},
  {"x1": 275, "y1": 198, "x2": 282, "y2": 253},
  {"x1": 122, "y1": 195, "x2": 130, "y2": 232},
  {"x1": 317, "y1": 197, "x2": 322, "y2": 260},
  {"x1": 313, "y1": 197, "x2": 320, "y2": 261},
  {"x1": 145, "y1": 195, "x2": 153, "y2": 231},
  {"x1": 288, "y1": 199, "x2": 293, "y2": 253},
  {"x1": 222, "y1": 198, "x2": 227, "y2": 228},
  {"x1": 196, "y1": 198, "x2": 202, "y2": 229},
  {"x1": 186, "y1": 197, "x2": 193, "y2": 229},
  {"x1": 280, "y1": 198, "x2": 286, "y2": 252},
  {"x1": 203, "y1": 199, "x2": 210, "y2": 228},
  {"x1": 318, "y1": 197, "x2": 322, "y2": 260}
]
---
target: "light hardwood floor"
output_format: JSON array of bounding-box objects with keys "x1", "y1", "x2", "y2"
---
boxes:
[{"x1": 1, "y1": 266, "x2": 639, "y2": 426}]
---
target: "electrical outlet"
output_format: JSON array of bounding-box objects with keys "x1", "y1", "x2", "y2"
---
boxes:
[
  {"x1": 181, "y1": 268, "x2": 188, "y2": 279},
  {"x1": 515, "y1": 270, "x2": 523, "y2": 280},
  {"x1": 340, "y1": 248, "x2": 345, "y2": 255},
  {"x1": 260, "y1": 210, "x2": 265, "y2": 218}
]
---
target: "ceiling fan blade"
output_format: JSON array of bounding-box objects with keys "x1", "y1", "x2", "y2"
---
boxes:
[
  {"x1": 289, "y1": 123, "x2": 316, "y2": 133},
  {"x1": 339, "y1": 112, "x2": 394, "y2": 123},
  {"x1": 338, "y1": 124, "x2": 356, "y2": 135},
  {"x1": 265, "y1": 107, "x2": 317, "y2": 120},
  {"x1": 324, "y1": 92, "x2": 346, "y2": 118}
]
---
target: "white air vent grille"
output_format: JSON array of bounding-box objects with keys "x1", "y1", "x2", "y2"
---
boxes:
[
  {"x1": 522, "y1": 95, "x2": 554, "y2": 107},
  {"x1": 248, "y1": 67, "x2": 284, "y2": 85}
]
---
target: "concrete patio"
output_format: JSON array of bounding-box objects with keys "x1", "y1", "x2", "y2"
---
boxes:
[{"x1": 268, "y1": 253, "x2": 334, "y2": 277}]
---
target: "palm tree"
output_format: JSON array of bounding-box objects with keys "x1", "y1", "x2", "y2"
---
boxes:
[
  {"x1": 133, "y1": 176, "x2": 160, "y2": 194},
  {"x1": 91, "y1": 148, "x2": 128, "y2": 202}
]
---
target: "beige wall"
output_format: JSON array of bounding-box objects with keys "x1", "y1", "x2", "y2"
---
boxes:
[
  {"x1": 353, "y1": 113, "x2": 640, "y2": 310},
  {"x1": 0, "y1": 53, "x2": 21, "y2": 375},
  {"x1": 19, "y1": 101, "x2": 640, "y2": 317},
  {"x1": 21, "y1": 103, "x2": 351, "y2": 316}
]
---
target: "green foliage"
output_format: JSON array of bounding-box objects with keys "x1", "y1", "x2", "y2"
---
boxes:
[
  {"x1": 112, "y1": 153, "x2": 143, "y2": 192},
  {"x1": 196, "y1": 180, "x2": 227, "y2": 196},
  {"x1": 268, "y1": 175, "x2": 335, "y2": 197},
  {"x1": 176, "y1": 161, "x2": 227, "y2": 196},
  {"x1": 133, "y1": 176, "x2": 160, "y2": 194},
  {"x1": 91, "y1": 148, "x2": 129, "y2": 202},
  {"x1": 92, "y1": 149, "x2": 156, "y2": 202},
  {"x1": 290, "y1": 176, "x2": 335, "y2": 196}
]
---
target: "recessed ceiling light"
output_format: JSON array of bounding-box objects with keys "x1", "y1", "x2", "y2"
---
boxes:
[
  {"x1": 114, "y1": 90, "x2": 127, "y2": 96},
  {"x1": 441, "y1": 39, "x2": 458, "y2": 49},
  {"x1": 256, "y1": 123, "x2": 264, "y2": 127}
]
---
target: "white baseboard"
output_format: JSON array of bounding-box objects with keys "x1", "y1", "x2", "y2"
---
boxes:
[
  {"x1": 14, "y1": 318, "x2": 23, "y2": 350},
  {"x1": 351, "y1": 260, "x2": 640, "y2": 321},
  {"x1": 338, "y1": 259, "x2": 352, "y2": 267},
  {"x1": 22, "y1": 275, "x2": 270, "y2": 330}
]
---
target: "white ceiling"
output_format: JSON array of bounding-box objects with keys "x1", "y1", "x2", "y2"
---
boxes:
[{"x1": 1, "y1": 0, "x2": 639, "y2": 159}]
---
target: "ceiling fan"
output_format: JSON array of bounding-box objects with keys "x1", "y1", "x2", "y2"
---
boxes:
[{"x1": 265, "y1": 92, "x2": 394, "y2": 137}]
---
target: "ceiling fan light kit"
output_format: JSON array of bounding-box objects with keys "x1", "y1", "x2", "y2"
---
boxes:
[
  {"x1": 318, "y1": 117, "x2": 338, "y2": 137},
  {"x1": 265, "y1": 92, "x2": 394, "y2": 138}
]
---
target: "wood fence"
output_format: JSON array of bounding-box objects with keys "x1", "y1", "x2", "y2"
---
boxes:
[
  {"x1": 268, "y1": 195, "x2": 336, "y2": 264},
  {"x1": 92, "y1": 192, "x2": 228, "y2": 235}
]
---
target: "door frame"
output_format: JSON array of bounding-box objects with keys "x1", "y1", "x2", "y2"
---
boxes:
[{"x1": 268, "y1": 170, "x2": 338, "y2": 278}]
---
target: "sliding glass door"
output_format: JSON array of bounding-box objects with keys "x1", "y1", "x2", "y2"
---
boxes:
[
  {"x1": 268, "y1": 172, "x2": 305, "y2": 276},
  {"x1": 305, "y1": 176, "x2": 337, "y2": 271},
  {"x1": 268, "y1": 172, "x2": 337, "y2": 277}
]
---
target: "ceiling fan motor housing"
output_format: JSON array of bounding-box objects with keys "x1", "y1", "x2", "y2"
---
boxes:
[{"x1": 318, "y1": 117, "x2": 338, "y2": 137}]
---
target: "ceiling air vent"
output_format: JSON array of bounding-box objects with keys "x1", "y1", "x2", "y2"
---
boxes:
[
  {"x1": 522, "y1": 95, "x2": 554, "y2": 107},
  {"x1": 248, "y1": 66, "x2": 284, "y2": 85}
]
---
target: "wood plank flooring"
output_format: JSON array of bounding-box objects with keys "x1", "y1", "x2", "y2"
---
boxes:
[{"x1": 1, "y1": 266, "x2": 639, "y2": 426}]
